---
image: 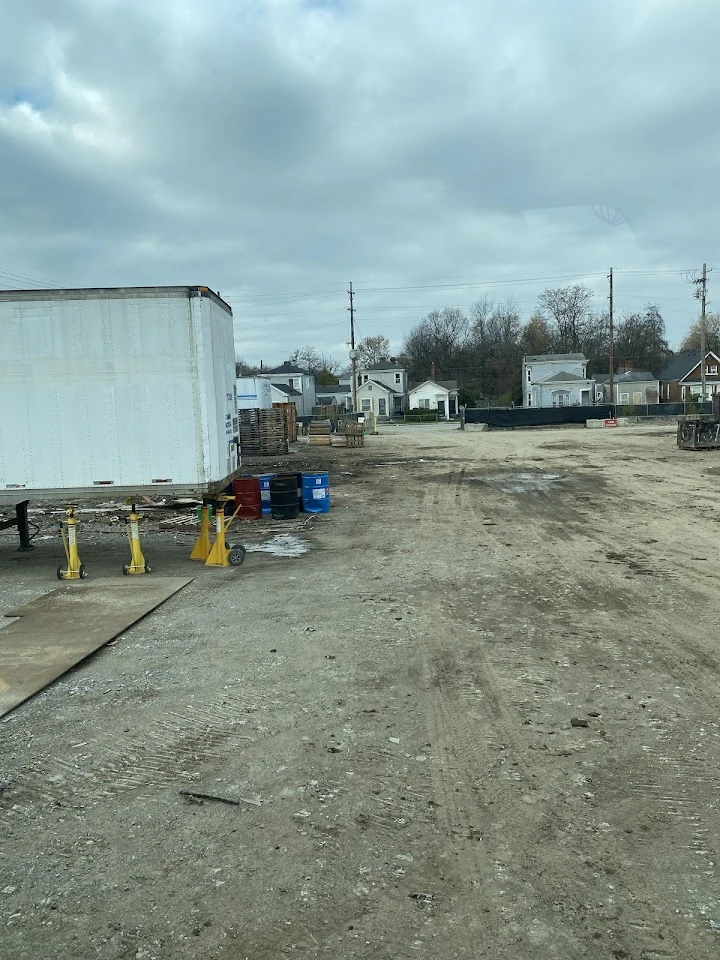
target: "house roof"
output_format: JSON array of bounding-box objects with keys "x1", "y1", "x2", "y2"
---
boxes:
[
  {"x1": 408, "y1": 378, "x2": 458, "y2": 393},
  {"x1": 524, "y1": 353, "x2": 587, "y2": 363},
  {"x1": 264, "y1": 362, "x2": 308, "y2": 375},
  {"x1": 271, "y1": 382, "x2": 302, "y2": 397},
  {"x1": 658, "y1": 349, "x2": 720, "y2": 382},
  {"x1": 658, "y1": 350, "x2": 700, "y2": 382},
  {"x1": 534, "y1": 371, "x2": 590, "y2": 384},
  {"x1": 361, "y1": 360, "x2": 404, "y2": 371},
  {"x1": 358, "y1": 378, "x2": 399, "y2": 394},
  {"x1": 595, "y1": 370, "x2": 657, "y2": 383}
]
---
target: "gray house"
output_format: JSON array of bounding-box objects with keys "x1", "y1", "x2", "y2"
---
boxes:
[
  {"x1": 522, "y1": 353, "x2": 594, "y2": 408},
  {"x1": 258, "y1": 362, "x2": 317, "y2": 418},
  {"x1": 595, "y1": 369, "x2": 659, "y2": 405},
  {"x1": 315, "y1": 384, "x2": 352, "y2": 409}
]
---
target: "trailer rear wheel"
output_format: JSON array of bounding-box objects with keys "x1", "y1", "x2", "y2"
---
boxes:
[{"x1": 228, "y1": 545, "x2": 246, "y2": 566}]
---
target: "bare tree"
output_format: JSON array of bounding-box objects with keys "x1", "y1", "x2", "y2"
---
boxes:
[
  {"x1": 401, "y1": 307, "x2": 471, "y2": 383},
  {"x1": 536, "y1": 284, "x2": 594, "y2": 353},
  {"x1": 236, "y1": 359, "x2": 261, "y2": 376},
  {"x1": 520, "y1": 314, "x2": 553, "y2": 357},
  {"x1": 288, "y1": 347, "x2": 342, "y2": 375},
  {"x1": 679, "y1": 311, "x2": 720, "y2": 355},
  {"x1": 465, "y1": 298, "x2": 523, "y2": 403},
  {"x1": 356, "y1": 335, "x2": 391, "y2": 369}
]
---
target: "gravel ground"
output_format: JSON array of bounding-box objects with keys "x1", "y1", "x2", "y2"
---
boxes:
[{"x1": 1, "y1": 421, "x2": 719, "y2": 959}]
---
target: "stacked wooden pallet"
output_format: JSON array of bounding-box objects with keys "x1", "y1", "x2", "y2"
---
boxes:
[
  {"x1": 239, "y1": 408, "x2": 289, "y2": 456},
  {"x1": 343, "y1": 423, "x2": 365, "y2": 447},
  {"x1": 308, "y1": 419, "x2": 332, "y2": 446},
  {"x1": 258, "y1": 408, "x2": 289, "y2": 454},
  {"x1": 238, "y1": 409, "x2": 261, "y2": 455},
  {"x1": 272, "y1": 401, "x2": 298, "y2": 443}
]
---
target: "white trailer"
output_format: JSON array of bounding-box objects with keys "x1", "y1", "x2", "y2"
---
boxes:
[
  {"x1": 236, "y1": 376, "x2": 273, "y2": 410},
  {"x1": 0, "y1": 286, "x2": 241, "y2": 530}
]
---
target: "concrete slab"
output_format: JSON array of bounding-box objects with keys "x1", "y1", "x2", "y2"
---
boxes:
[{"x1": 0, "y1": 577, "x2": 193, "y2": 718}]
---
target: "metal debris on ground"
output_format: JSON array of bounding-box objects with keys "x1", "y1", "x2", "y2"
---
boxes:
[{"x1": 180, "y1": 790, "x2": 262, "y2": 807}]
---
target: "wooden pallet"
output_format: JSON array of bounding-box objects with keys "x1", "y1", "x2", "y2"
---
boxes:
[{"x1": 239, "y1": 408, "x2": 289, "y2": 456}]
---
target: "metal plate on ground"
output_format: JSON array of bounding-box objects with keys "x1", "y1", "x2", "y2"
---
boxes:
[{"x1": 0, "y1": 577, "x2": 193, "y2": 718}]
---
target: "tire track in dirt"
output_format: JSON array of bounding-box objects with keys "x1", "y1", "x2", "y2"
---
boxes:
[
  {"x1": 0, "y1": 693, "x2": 265, "y2": 811},
  {"x1": 415, "y1": 463, "x2": 719, "y2": 957},
  {"x1": 491, "y1": 466, "x2": 720, "y2": 952},
  {"x1": 407, "y1": 471, "x2": 584, "y2": 956}
]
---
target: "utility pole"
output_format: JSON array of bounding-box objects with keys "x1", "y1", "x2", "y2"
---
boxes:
[
  {"x1": 608, "y1": 267, "x2": 614, "y2": 409},
  {"x1": 689, "y1": 263, "x2": 709, "y2": 404},
  {"x1": 348, "y1": 282, "x2": 357, "y2": 413}
]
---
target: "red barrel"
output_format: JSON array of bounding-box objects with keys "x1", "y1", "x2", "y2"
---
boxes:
[{"x1": 233, "y1": 476, "x2": 262, "y2": 520}]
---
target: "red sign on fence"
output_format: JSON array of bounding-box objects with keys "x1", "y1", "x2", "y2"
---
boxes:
[{"x1": 604, "y1": 419, "x2": 618, "y2": 428}]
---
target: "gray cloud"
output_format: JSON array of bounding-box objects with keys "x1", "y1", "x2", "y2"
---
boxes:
[{"x1": 0, "y1": 0, "x2": 718, "y2": 361}]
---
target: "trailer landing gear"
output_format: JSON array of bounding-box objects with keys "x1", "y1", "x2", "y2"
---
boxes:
[
  {"x1": 189, "y1": 504, "x2": 213, "y2": 561},
  {"x1": 204, "y1": 496, "x2": 246, "y2": 568},
  {"x1": 123, "y1": 505, "x2": 150, "y2": 575},
  {"x1": 58, "y1": 507, "x2": 87, "y2": 580}
]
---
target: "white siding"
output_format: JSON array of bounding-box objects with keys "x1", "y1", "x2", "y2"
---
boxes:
[
  {"x1": 408, "y1": 382, "x2": 451, "y2": 418},
  {"x1": 236, "y1": 377, "x2": 273, "y2": 410},
  {"x1": 0, "y1": 288, "x2": 238, "y2": 497}
]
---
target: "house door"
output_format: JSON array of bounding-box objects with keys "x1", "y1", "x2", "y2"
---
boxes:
[
  {"x1": 378, "y1": 398, "x2": 387, "y2": 417},
  {"x1": 437, "y1": 399, "x2": 446, "y2": 418}
]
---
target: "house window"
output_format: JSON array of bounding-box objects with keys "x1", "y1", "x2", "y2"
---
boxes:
[
  {"x1": 361, "y1": 399, "x2": 371, "y2": 411},
  {"x1": 708, "y1": 365, "x2": 718, "y2": 375},
  {"x1": 363, "y1": 375, "x2": 369, "y2": 383},
  {"x1": 526, "y1": 368, "x2": 531, "y2": 382},
  {"x1": 527, "y1": 393, "x2": 532, "y2": 406},
  {"x1": 419, "y1": 399, "x2": 430, "y2": 410},
  {"x1": 291, "y1": 377, "x2": 301, "y2": 391},
  {"x1": 552, "y1": 391, "x2": 569, "y2": 407},
  {"x1": 367, "y1": 383, "x2": 372, "y2": 390},
  {"x1": 620, "y1": 392, "x2": 630, "y2": 404},
  {"x1": 395, "y1": 372, "x2": 401, "y2": 384}
]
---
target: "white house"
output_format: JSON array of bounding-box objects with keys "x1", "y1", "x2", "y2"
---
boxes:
[
  {"x1": 407, "y1": 379, "x2": 459, "y2": 419},
  {"x1": 356, "y1": 359, "x2": 408, "y2": 415},
  {"x1": 269, "y1": 382, "x2": 302, "y2": 406},
  {"x1": 356, "y1": 379, "x2": 396, "y2": 419},
  {"x1": 522, "y1": 353, "x2": 594, "y2": 408},
  {"x1": 257, "y1": 362, "x2": 317, "y2": 418}
]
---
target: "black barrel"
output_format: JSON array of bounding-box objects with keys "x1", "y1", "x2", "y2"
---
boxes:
[{"x1": 270, "y1": 474, "x2": 300, "y2": 520}]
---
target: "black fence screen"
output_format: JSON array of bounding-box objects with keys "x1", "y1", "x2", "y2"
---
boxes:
[{"x1": 464, "y1": 402, "x2": 713, "y2": 429}]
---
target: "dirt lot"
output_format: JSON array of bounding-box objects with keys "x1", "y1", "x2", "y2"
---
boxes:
[{"x1": 1, "y1": 421, "x2": 719, "y2": 959}]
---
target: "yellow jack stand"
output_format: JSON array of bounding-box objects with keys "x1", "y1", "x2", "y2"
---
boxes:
[
  {"x1": 205, "y1": 496, "x2": 246, "y2": 568},
  {"x1": 58, "y1": 507, "x2": 86, "y2": 580},
  {"x1": 123, "y1": 505, "x2": 150, "y2": 575},
  {"x1": 189, "y1": 504, "x2": 213, "y2": 561}
]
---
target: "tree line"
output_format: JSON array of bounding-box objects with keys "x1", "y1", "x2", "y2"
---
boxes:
[
  {"x1": 399, "y1": 284, "x2": 689, "y2": 405},
  {"x1": 236, "y1": 283, "x2": 716, "y2": 405}
]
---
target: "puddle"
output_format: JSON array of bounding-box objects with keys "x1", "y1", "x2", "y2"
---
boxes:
[
  {"x1": 472, "y1": 472, "x2": 571, "y2": 494},
  {"x1": 244, "y1": 535, "x2": 310, "y2": 558}
]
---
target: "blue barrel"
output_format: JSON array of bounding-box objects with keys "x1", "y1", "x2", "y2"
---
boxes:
[
  {"x1": 301, "y1": 472, "x2": 330, "y2": 514},
  {"x1": 257, "y1": 474, "x2": 274, "y2": 515}
]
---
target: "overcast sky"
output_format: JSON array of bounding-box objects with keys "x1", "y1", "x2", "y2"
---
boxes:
[{"x1": 1, "y1": 0, "x2": 719, "y2": 365}]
